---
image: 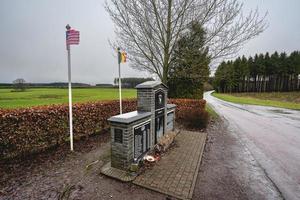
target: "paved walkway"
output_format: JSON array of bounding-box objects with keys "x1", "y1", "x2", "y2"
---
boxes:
[{"x1": 133, "y1": 131, "x2": 207, "y2": 200}]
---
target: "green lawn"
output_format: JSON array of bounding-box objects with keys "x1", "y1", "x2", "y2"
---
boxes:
[
  {"x1": 212, "y1": 92, "x2": 300, "y2": 110},
  {"x1": 0, "y1": 88, "x2": 136, "y2": 109}
]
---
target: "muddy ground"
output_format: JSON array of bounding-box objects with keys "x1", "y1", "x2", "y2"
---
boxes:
[
  {"x1": 0, "y1": 131, "x2": 165, "y2": 200},
  {"x1": 0, "y1": 119, "x2": 281, "y2": 200}
]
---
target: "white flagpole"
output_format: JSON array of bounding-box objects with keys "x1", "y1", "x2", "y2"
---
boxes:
[
  {"x1": 67, "y1": 45, "x2": 74, "y2": 151},
  {"x1": 118, "y1": 48, "x2": 122, "y2": 114},
  {"x1": 66, "y1": 25, "x2": 74, "y2": 151}
]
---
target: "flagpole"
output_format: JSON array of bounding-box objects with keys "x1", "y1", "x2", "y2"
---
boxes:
[
  {"x1": 66, "y1": 25, "x2": 74, "y2": 151},
  {"x1": 67, "y1": 45, "x2": 74, "y2": 151},
  {"x1": 118, "y1": 48, "x2": 122, "y2": 114}
]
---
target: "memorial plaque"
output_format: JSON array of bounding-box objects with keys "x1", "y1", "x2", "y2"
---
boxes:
[
  {"x1": 155, "y1": 113, "x2": 164, "y2": 143},
  {"x1": 134, "y1": 122, "x2": 150, "y2": 159},
  {"x1": 155, "y1": 89, "x2": 166, "y2": 144},
  {"x1": 167, "y1": 111, "x2": 174, "y2": 131},
  {"x1": 134, "y1": 134, "x2": 143, "y2": 159}
]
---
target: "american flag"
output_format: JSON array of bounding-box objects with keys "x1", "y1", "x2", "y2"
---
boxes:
[{"x1": 66, "y1": 29, "x2": 80, "y2": 46}]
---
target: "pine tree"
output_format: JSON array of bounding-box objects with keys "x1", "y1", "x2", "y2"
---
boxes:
[{"x1": 168, "y1": 22, "x2": 210, "y2": 98}]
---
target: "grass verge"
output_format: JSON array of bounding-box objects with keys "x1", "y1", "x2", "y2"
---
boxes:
[
  {"x1": 212, "y1": 92, "x2": 300, "y2": 110},
  {"x1": 205, "y1": 104, "x2": 218, "y2": 119}
]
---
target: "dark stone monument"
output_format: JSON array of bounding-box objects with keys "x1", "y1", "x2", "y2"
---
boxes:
[{"x1": 106, "y1": 81, "x2": 176, "y2": 173}]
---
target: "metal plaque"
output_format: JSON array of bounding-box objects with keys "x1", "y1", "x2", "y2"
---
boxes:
[{"x1": 134, "y1": 122, "x2": 150, "y2": 159}]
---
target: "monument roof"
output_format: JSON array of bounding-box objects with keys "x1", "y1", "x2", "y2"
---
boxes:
[
  {"x1": 167, "y1": 104, "x2": 176, "y2": 110},
  {"x1": 135, "y1": 81, "x2": 168, "y2": 89},
  {"x1": 108, "y1": 111, "x2": 151, "y2": 124}
]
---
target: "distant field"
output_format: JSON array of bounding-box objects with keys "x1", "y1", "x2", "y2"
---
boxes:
[
  {"x1": 0, "y1": 88, "x2": 136, "y2": 109},
  {"x1": 212, "y1": 92, "x2": 300, "y2": 110}
]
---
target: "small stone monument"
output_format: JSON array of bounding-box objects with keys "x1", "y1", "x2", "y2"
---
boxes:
[{"x1": 101, "y1": 81, "x2": 176, "y2": 181}]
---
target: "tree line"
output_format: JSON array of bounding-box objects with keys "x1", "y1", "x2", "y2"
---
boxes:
[{"x1": 213, "y1": 51, "x2": 300, "y2": 93}]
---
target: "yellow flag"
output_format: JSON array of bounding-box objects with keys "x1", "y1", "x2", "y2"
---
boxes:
[{"x1": 121, "y1": 52, "x2": 127, "y2": 63}]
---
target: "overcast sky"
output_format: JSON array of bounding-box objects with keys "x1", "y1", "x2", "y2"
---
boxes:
[{"x1": 0, "y1": 0, "x2": 299, "y2": 84}]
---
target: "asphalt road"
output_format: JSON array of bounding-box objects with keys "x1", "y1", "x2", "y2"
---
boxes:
[{"x1": 204, "y1": 91, "x2": 300, "y2": 200}]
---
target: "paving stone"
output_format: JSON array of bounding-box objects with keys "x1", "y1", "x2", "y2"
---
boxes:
[
  {"x1": 100, "y1": 162, "x2": 136, "y2": 182},
  {"x1": 133, "y1": 131, "x2": 207, "y2": 200}
]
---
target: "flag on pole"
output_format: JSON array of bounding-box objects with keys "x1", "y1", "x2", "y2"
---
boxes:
[
  {"x1": 121, "y1": 52, "x2": 127, "y2": 63},
  {"x1": 118, "y1": 50, "x2": 127, "y2": 64},
  {"x1": 117, "y1": 48, "x2": 127, "y2": 114},
  {"x1": 66, "y1": 29, "x2": 80, "y2": 46},
  {"x1": 65, "y1": 24, "x2": 80, "y2": 151}
]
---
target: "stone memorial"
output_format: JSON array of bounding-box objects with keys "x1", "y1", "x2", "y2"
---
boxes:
[{"x1": 107, "y1": 81, "x2": 176, "y2": 172}]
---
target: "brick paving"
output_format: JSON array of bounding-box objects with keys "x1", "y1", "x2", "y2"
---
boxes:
[{"x1": 133, "y1": 131, "x2": 207, "y2": 200}]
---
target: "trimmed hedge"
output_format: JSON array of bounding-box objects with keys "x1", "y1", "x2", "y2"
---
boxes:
[
  {"x1": 0, "y1": 99, "x2": 207, "y2": 160},
  {"x1": 169, "y1": 99, "x2": 208, "y2": 129},
  {"x1": 0, "y1": 100, "x2": 137, "y2": 160}
]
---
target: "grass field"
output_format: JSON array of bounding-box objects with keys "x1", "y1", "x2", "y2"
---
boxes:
[
  {"x1": 212, "y1": 92, "x2": 300, "y2": 110},
  {"x1": 0, "y1": 88, "x2": 136, "y2": 109}
]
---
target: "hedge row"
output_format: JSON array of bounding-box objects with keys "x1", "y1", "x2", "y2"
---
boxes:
[
  {"x1": 169, "y1": 99, "x2": 208, "y2": 129},
  {"x1": 0, "y1": 100, "x2": 137, "y2": 160},
  {"x1": 0, "y1": 99, "x2": 207, "y2": 160}
]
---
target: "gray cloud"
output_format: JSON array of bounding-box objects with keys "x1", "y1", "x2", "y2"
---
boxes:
[
  {"x1": 0, "y1": 0, "x2": 148, "y2": 84},
  {"x1": 239, "y1": 0, "x2": 300, "y2": 57},
  {"x1": 0, "y1": 0, "x2": 299, "y2": 84}
]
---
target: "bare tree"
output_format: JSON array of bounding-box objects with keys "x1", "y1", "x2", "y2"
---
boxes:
[
  {"x1": 105, "y1": 0, "x2": 267, "y2": 83},
  {"x1": 13, "y1": 78, "x2": 27, "y2": 91}
]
